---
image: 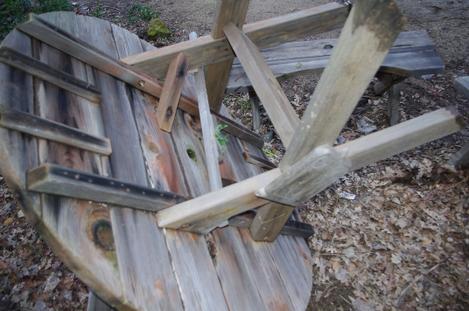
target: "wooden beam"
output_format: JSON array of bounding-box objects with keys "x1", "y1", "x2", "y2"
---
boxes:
[
  {"x1": 156, "y1": 53, "x2": 188, "y2": 132},
  {"x1": 16, "y1": 14, "x2": 264, "y2": 147},
  {"x1": 0, "y1": 107, "x2": 112, "y2": 155},
  {"x1": 0, "y1": 47, "x2": 101, "y2": 103},
  {"x1": 157, "y1": 107, "x2": 462, "y2": 233},
  {"x1": 122, "y1": 3, "x2": 349, "y2": 79},
  {"x1": 27, "y1": 164, "x2": 187, "y2": 212},
  {"x1": 249, "y1": 203, "x2": 295, "y2": 242},
  {"x1": 224, "y1": 23, "x2": 299, "y2": 145},
  {"x1": 281, "y1": 0, "x2": 405, "y2": 167},
  {"x1": 190, "y1": 32, "x2": 223, "y2": 191},
  {"x1": 228, "y1": 213, "x2": 314, "y2": 239},
  {"x1": 205, "y1": 0, "x2": 250, "y2": 111},
  {"x1": 251, "y1": 0, "x2": 405, "y2": 240}
]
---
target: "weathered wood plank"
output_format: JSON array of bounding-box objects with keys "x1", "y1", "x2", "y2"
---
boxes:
[
  {"x1": 156, "y1": 53, "x2": 188, "y2": 132},
  {"x1": 157, "y1": 107, "x2": 462, "y2": 232},
  {"x1": 73, "y1": 14, "x2": 185, "y2": 310},
  {"x1": 249, "y1": 203, "x2": 296, "y2": 242},
  {"x1": 0, "y1": 107, "x2": 111, "y2": 155},
  {"x1": 205, "y1": 0, "x2": 250, "y2": 111},
  {"x1": 27, "y1": 163, "x2": 186, "y2": 211},
  {"x1": 449, "y1": 142, "x2": 469, "y2": 170},
  {"x1": 227, "y1": 31, "x2": 445, "y2": 89},
  {"x1": 87, "y1": 292, "x2": 114, "y2": 311},
  {"x1": 112, "y1": 24, "x2": 231, "y2": 311},
  {"x1": 0, "y1": 47, "x2": 101, "y2": 103},
  {"x1": 224, "y1": 23, "x2": 298, "y2": 145},
  {"x1": 122, "y1": 2, "x2": 349, "y2": 78},
  {"x1": 30, "y1": 13, "x2": 127, "y2": 308}
]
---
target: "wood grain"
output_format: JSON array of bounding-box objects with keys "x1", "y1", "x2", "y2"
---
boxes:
[
  {"x1": 0, "y1": 46, "x2": 101, "y2": 103},
  {"x1": 158, "y1": 108, "x2": 462, "y2": 231},
  {"x1": 0, "y1": 107, "x2": 111, "y2": 155},
  {"x1": 224, "y1": 23, "x2": 298, "y2": 145},
  {"x1": 122, "y1": 3, "x2": 349, "y2": 78},
  {"x1": 205, "y1": 0, "x2": 250, "y2": 111},
  {"x1": 156, "y1": 53, "x2": 188, "y2": 132}
]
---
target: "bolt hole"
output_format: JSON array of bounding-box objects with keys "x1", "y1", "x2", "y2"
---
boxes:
[
  {"x1": 324, "y1": 44, "x2": 334, "y2": 49},
  {"x1": 92, "y1": 219, "x2": 114, "y2": 251},
  {"x1": 186, "y1": 148, "x2": 197, "y2": 161}
]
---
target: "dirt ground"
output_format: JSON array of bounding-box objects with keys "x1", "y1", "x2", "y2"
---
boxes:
[{"x1": 1, "y1": 0, "x2": 468, "y2": 310}]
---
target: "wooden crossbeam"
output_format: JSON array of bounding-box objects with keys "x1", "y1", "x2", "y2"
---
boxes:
[
  {"x1": 205, "y1": 0, "x2": 250, "y2": 111},
  {"x1": 0, "y1": 47, "x2": 101, "y2": 103},
  {"x1": 251, "y1": 0, "x2": 405, "y2": 241},
  {"x1": 16, "y1": 14, "x2": 263, "y2": 147},
  {"x1": 224, "y1": 23, "x2": 299, "y2": 145},
  {"x1": 27, "y1": 164, "x2": 187, "y2": 212},
  {"x1": 156, "y1": 53, "x2": 188, "y2": 132},
  {"x1": 0, "y1": 107, "x2": 112, "y2": 155},
  {"x1": 121, "y1": 3, "x2": 349, "y2": 79},
  {"x1": 157, "y1": 107, "x2": 463, "y2": 233}
]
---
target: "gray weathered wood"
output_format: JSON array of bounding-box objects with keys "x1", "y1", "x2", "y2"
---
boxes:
[
  {"x1": 122, "y1": 2, "x2": 349, "y2": 78},
  {"x1": 157, "y1": 107, "x2": 462, "y2": 232},
  {"x1": 227, "y1": 31, "x2": 444, "y2": 89},
  {"x1": 449, "y1": 142, "x2": 469, "y2": 170},
  {"x1": 27, "y1": 163, "x2": 186, "y2": 211},
  {"x1": 156, "y1": 53, "x2": 188, "y2": 132},
  {"x1": 0, "y1": 47, "x2": 101, "y2": 103},
  {"x1": 455, "y1": 76, "x2": 469, "y2": 99},
  {"x1": 224, "y1": 23, "x2": 299, "y2": 145},
  {"x1": 388, "y1": 83, "x2": 402, "y2": 125},
  {"x1": 205, "y1": 0, "x2": 250, "y2": 111},
  {"x1": 87, "y1": 292, "x2": 114, "y2": 311},
  {"x1": 0, "y1": 107, "x2": 112, "y2": 155}
]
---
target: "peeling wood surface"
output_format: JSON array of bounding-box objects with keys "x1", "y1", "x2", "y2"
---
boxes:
[{"x1": 0, "y1": 12, "x2": 313, "y2": 311}]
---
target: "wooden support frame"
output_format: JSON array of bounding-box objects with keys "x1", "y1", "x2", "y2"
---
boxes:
[
  {"x1": 157, "y1": 107, "x2": 463, "y2": 233},
  {"x1": 27, "y1": 164, "x2": 187, "y2": 212},
  {"x1": 205, "y1": 0, "x2": 250, "y2": 111},
  {"x1": 0, "y1": 47, "x2": 101, "y2": 103},
  {"x1": 224, "y1": 23, "x2": 299, "y2": 145},
  {"x1": 122, "y1": 2, "x2": 349, "y2": 78},
  {"x1": 0, "y1": 107, "x2": 112, "y2": 155},
  {"x1": 250, "y1": 0, "x2": 405, "y2": 240}
]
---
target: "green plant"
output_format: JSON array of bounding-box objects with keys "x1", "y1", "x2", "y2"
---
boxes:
[
  {"x1": 215, "y1": 123, "x2": 229, "y2": 151},
  {"x1": 262, "y1": 145, "x2": 277, "y2": 159},
  {"x1": 127, "y1": 3, "x2": 157, "y2": 23},
  {"x1": 238, "y1": 96, "x2": 251, "y2": 113},
  {"x1": 0, "y1": 0, "x2": 71, "y2": 40},
  {"x1": 147, "y1": 18, "x2": 171, "y2": 38},
  {"x1": 91, "y1": 1, "x2": 104, "y2": 18}
]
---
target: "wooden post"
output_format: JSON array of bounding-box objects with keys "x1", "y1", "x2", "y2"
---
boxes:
[
  {"x1": 156, "y1": 53, "x2": 188, "y2": 132},
  {"x1": 250, "y1": 0, "x2": 405, "y2": 241},
  {"x1": 190, "y1": 32, "x2": 223, "y2": 191},
  {"x1": 205, "y1": 0, "x2": 250, "y2": 112},
  {"x1": 224, "y1": 23, "x2": 299, "y2": 146}
]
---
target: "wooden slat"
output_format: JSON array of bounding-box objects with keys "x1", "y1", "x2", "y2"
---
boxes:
[
  {"x1": 157, "y1": 107, "x2": 462, "y2": 232},
  {"x1": 30, "y1": 13, "x2": 126, "y2": 308},
  {"x1": 73, "y1": 14, "x2": 185, "y2": 310},
  {"x1": 156, "y1": 53, "x2": 188, "y2": 132},
  {"x1": 0, "y1": 47, "x2": 101, "y2": 103},
  {"x1": 205, "y1": 0, "x2": 250, "y2": 111},
  {"x1": 27, "y1": 163, "x2": 186, "y2": 211},
  {"x1": 0, "y1": 107, "x2": 112, "y2": 155},
  {"x1": 224, "y1": 23, "x2": 298, "y2": 145},
  {"x1": 122, "y1": 2, "x2": 349, "y2": 78},
  {"x1": 227, "y1": 31, "x2": 445, "y2": 89},
  {"x1": 251, "y1": 0, "x2": 405, "y2": 240},
  {"x1": 249, "y1": 203, "x2": 294, "y2": 242}
]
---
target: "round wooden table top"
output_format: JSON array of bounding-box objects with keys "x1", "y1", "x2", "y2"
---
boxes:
[{"x1": 0, "y1": 12, "x2": 312, "y2": 311}]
